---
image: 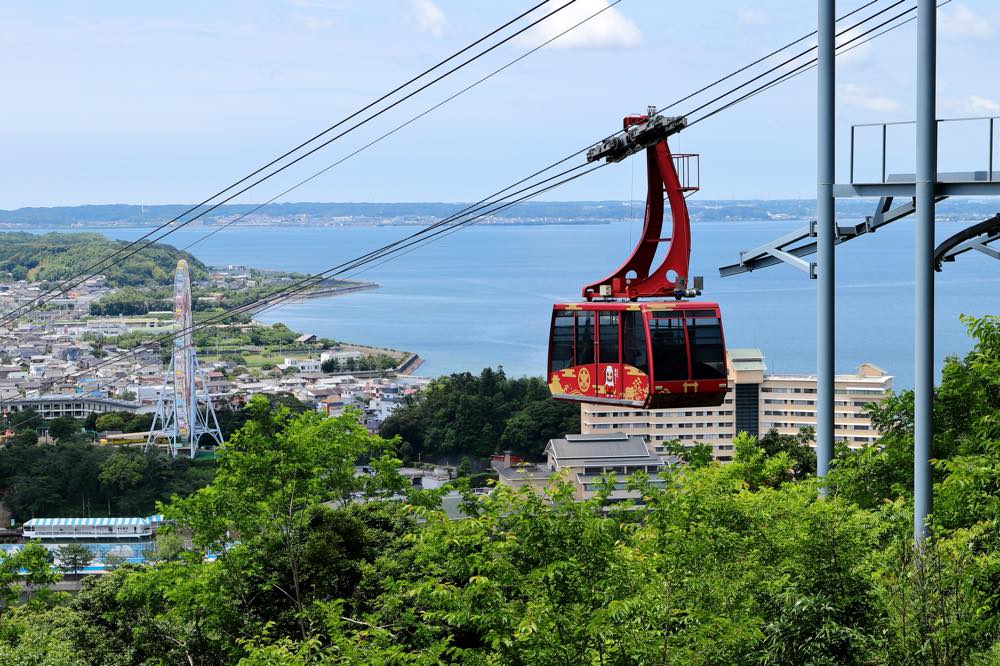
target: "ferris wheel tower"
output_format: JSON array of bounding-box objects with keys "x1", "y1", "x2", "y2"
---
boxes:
[{"x1": 146, "y1": 259, "x2": 223, "y2": 458}]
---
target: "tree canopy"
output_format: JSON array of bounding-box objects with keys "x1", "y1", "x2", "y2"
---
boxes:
[
  {"x1": 0, "y1": 439, "x2": 214, "y2": 520},
  {"x1": 0, "y1": 232, "x2": 207, "y2": 287},
  {"x1": 2, "y1": 316, "x2": 1000, "y2": 664},
  {"x1": 380, "y1": 367, "x2": 580, "y2": 460}
]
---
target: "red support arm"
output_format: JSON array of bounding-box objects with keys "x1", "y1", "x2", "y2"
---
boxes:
[{"x1": 583, "y1": 133, "x2": 694, "y2": 301}]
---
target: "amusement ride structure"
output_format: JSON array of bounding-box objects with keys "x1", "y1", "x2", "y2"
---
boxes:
[{"x1": 146, "y1": 259, "x2": 223, "y2": 458}]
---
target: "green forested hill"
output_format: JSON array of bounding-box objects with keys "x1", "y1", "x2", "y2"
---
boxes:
[
  {"x1": 0, "y1": 232, "x2": 208, "y2": 287},
  {"x1": 379, "y1": 367, "x2": 581, "y2": 461}
]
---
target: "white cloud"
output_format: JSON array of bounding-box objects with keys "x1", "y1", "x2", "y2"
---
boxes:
[
  {"x1": 410, "y1": 0, "x2": 446, "y2": 38},
  {"x1": 293, "y1": 14, "x2": 337, "y2": 30},
  {"x1": 737, "y1": 7, "x2": 769, "y2": 26},
  {"x1": 939, "y1": 5, "x2": 991, "y2": 38},
  {"x1": 288, "y1": 0, "x2": 343, "y2": 8},
  {"x1": 518, "y1": 0, "x2": 641, "y2": 50},
  {"x1": 837, "y1": 83, "x2": 899, "y2": 113},
  {"x1": 289, "y1": 0, "x2": 342, "y2": 31},
  {"x1": 968, "y1": 95, "x2": 1000, "y2": 114}
]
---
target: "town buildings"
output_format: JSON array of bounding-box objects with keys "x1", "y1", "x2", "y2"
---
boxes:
[
  {"x1": 4, "y1": 394, "x2": 143, "y2": 420},
  {"x1": 492, "y1": 433, "x2": 678, "y2": 503},
  {"x1": 0, "y1": 274, "x2": 426, "y2": 436},
  {"x1": 580, "y1": 348, "x2": 892, "y2": 462}
]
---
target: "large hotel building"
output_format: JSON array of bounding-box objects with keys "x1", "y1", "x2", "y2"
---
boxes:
[{"x1": 581, "y1": 348, "x2": 892, "y2": 462}]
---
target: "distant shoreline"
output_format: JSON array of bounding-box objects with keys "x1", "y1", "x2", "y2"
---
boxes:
[
  {"x1": 3, "y1": 217, "x2": 995, "y2": 232},
  {"x1": 0, "y1": 220, "x2": 618, "y2": 230},
  {"x1": 1, "y1": 198, "x2": 997, "y2": 228},
  {"x1": 280, "y1": 281, "x2": 379, "y2": 303}
]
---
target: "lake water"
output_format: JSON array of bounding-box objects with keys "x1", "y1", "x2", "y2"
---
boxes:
[{"x1": 25, "y1": 219, "x2": 1000, "y2": 388}]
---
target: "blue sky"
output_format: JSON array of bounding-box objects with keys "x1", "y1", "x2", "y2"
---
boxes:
[{"x1": 0, "y1": 0, "x2": 997, "y2": 208}]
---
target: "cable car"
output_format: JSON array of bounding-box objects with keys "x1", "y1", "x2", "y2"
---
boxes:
[
  {"x1": 547, "y1": 110, "x2": 728, "y2": 409},
  {"x1": 547, "y1": 301, "x2": 727, "y2": 408}
]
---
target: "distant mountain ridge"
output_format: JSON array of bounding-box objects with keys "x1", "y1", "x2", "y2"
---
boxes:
[{"x1": 0, "y1": 199, "x2": 996, "y2": 227}]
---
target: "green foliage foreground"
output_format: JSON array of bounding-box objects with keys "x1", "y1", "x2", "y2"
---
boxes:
[{"x1": 0, "y1": 316, "x2": 999, "y2": 664}]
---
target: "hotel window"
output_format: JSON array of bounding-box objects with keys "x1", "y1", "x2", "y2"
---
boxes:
[{"x1": 734, "y1": 383, "x2": 760, "y2": 438}]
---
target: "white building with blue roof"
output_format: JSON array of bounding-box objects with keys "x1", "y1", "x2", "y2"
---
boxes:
[{"x1": 21, "y1": 515, "x2": 162, "y2": 540}]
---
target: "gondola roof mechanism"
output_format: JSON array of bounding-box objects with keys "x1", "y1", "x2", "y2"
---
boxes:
[{"x1": 586, "y1": 107, "x2": 687, "y2": 164}]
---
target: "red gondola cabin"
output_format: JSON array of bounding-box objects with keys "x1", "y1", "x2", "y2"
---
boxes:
[
  {"x1": 547, "y1": 111, "x2": 729, "y2": 409},
  {"x1": 547, "y1": 301, "x2": 728, "y2": 409}
]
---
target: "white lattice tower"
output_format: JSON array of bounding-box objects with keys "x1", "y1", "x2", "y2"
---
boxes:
[{"x1": 146, "y1": 259, "x2": 223, "y2": 458}]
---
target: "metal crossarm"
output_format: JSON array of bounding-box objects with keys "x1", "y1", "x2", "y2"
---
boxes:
[
  {"x1": 718, "y1": 224, "x2": 818, "y2": 277},
  {"x1": 935, "y1": 214, "x2": 1000, "y2": 270},
  {"x1": 719, "y1": 195, "x2": 948, "y2": 278}
]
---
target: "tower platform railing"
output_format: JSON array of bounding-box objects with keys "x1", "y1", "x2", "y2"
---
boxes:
[{"x1": 849, "y1": 115, "x2": 998, "y2": 187}]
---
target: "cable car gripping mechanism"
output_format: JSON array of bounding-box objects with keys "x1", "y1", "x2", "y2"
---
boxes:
[
  {"x1": 583, "y1": 108, "x2": 702, "y2": 301},
  {"x1": 585, "y1": 113, "x2": 687, "y2": 164}
]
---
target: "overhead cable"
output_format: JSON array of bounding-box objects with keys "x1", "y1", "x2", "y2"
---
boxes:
[
  {"x1": 0, "y1": 0, "x2": 580, "y2": 326},
  {"x1": 2, "y1": 163, "x2": 605, "y2": 408},
  {"x1": 688, "y1": 0, "x2": 952, "y2": 125},
  {"x1": 2, "y1": 0, "x2": 918, "y2": 411}
]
